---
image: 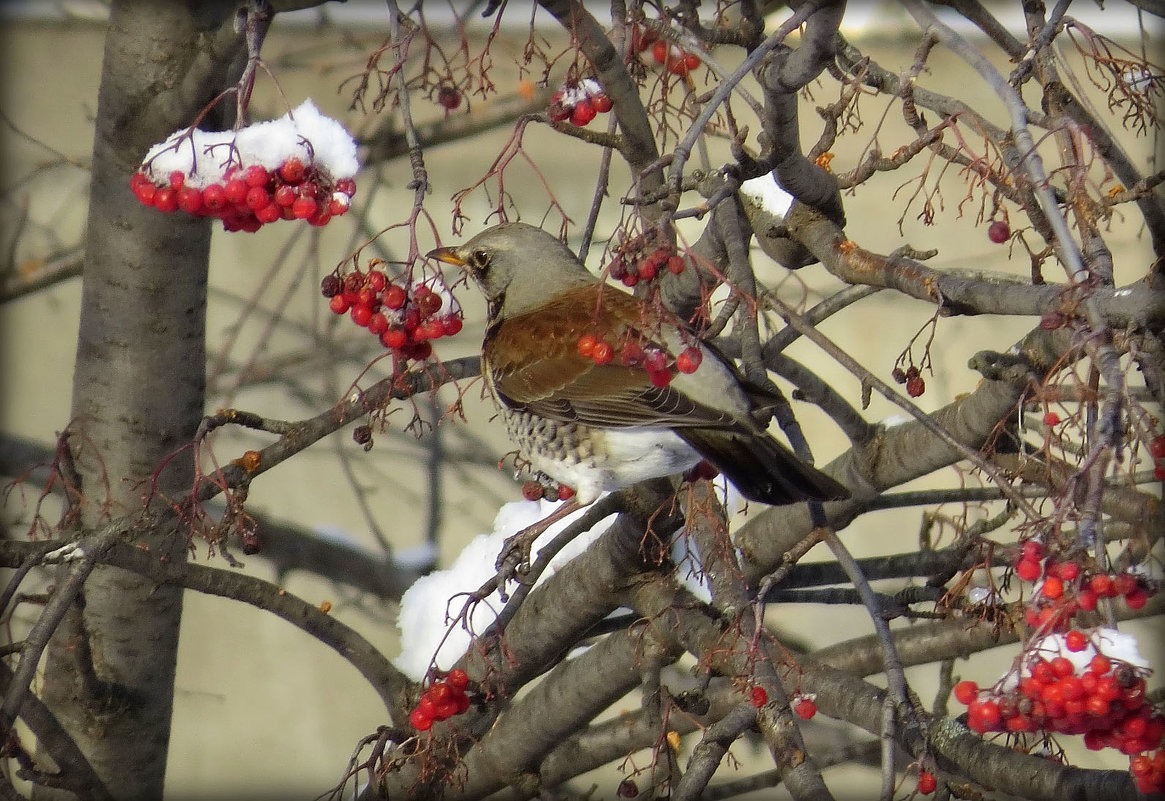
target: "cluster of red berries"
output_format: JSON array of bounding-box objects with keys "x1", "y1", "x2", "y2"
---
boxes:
[
  {"x1": 630, "y1": 25, "x2": 702, "y2": 76},
  {"x1": 409, "y1": 669, "x2": 472, "y2": 732},
  {"x1": 1150, "y1": 434, "x2": 1165, "y2": 480},
  {"x1": 520, "y1": 480, "x2": 576, "y2": 503},
  {"x1": 1013, "y1": 541, "x2": 1155, "y2": 632},
  {"x1": 548, "y1": 79, "x2": 614, "y2": 127},
  {"x1": 607, "y1": 245, "x2": 685, "y2": 287},
  {"x1": 988, "y1": 219, "x2": 1011, "y2": 244},
  {"x1": 576, "y1": 334, "x2": 703, "y2": 386},
  {"x1": 321, "y1": 268, "x2": 462, "y2": 362},
  {"x1": 955, "y1": 650, "x2": 1164, "y2": 793},
  {"x1": 131, "y1": 159, "x2": 354, "y2": 232},
  {"x1": 891, "y1": 364, "x2": 926, "y2": 398}
]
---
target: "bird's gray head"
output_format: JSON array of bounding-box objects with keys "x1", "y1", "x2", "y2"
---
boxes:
[{"x1": 429, "y1": 222, "x2": 596, "y2": 318}]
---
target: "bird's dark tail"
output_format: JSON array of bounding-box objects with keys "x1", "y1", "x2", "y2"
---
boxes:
[{"x1": 679, "y1": 429, "x2": 849, "y2": 505}]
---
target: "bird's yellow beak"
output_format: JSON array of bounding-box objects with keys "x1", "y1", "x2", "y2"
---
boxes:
[{"x1": 426, "y1": 246, "x2": 466, "y2": 267}]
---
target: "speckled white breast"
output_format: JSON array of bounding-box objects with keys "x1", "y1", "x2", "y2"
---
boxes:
[{"x1": 503, "y1": 410, "x2": 701, "y2": 504}]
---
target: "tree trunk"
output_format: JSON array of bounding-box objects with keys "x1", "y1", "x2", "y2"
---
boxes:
[{"x1": 36, "y1": 2, "x2": 239, "y2": 798}]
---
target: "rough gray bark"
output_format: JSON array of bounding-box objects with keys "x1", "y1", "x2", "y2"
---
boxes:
[{"x1": 35, "y1": 2, "x2": 240, "y2": 798}]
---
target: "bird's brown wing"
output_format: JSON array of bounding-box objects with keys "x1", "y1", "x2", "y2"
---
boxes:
[{"x1": 486, "y1": 285, "x2": 736, "y2": 430}]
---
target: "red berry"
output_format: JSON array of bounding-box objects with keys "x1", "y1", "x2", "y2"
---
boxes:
[
  {"x1": 591, "y1": 93, "x2": 613, "y2": 113},
  {"x1": 291, "y1": 196, "x2": 318, "y2": 219},
  {"x1": 1150, "y1": 435, "x2": 1165, "y2": 459},
  {"x1": 416, "y1": 291, "x2": 443, "y2": 317},
  {"x1": 649, "y1": 368, "x2": 672, "y2": 387},
  {"x1": 667, "y1": 254, "x2": 685, "y2": 274},
  {"x1": 557, "y1": 484, "x2": 575, "y2": 501},
  {"x1": 1059, "y1": 562, "x2": 1080, "y2": 581},
  {"x1": 591, "y1": 341, "x2": 614, "y2": 365},
  {"x1": 1090, "y1": 574, "x2": 1115, "y2": 597},
  {"x1": 1051, "y1": 656, "x2": 1075, "y2": 678},
  {"x1": 367, "y1": 271, "x2": 387, "y2": 291},
  {"x1": 274, "y1": 184, "x2": 298, "y2": 207},
  {"x1": 570, "y1": 99, "x2": 597, "y2": 126},
  {"x1": 1125, "y1": 588, "x2": 1148, "y2": 609},
  {"x1": 442, "y1": 315, "x2": 463, "y2": 336},
  {"x1": 522, "y1": 481, "x2": 544, "y2": 501},
  {"x1": 379, "y1": 325, "x2": 407, "y2": 349},
  {"x1": 684, "y1": 52, "x2": 701, "y2": 70},
  {"x1": 245, "y1": 186, "x2": 269, "y2": 210},
  {"x1": 1022, "y1": 541, "x2": 1046, "y2": 561},
  {"x1": 437, "y1": 86, "x2": 462, "y2": 110},
  {"x1": 954, "y1": 680, "x2": 979, "y2": 705},
  {"x1": 917, "y1": 771, "x2": 937, "y2": 795},
  {"x1": 368, "y1": 312, "x2": 388, "y2": 335},
  {"x1": 548, "y1": 99, "x2": 572, "y2": 123},
  {"x1": 620, "y1": 340, "x2": 644, "y2": 366},
  {"x1": 153, "y1": 187, "x2": 178, "y2": 213},
  {"x1": 409, "y1": 707, "x2": 433, "y2": 731},
  {"x1": 1042, "y1": 575, "x2": 1064, "y2": 599},
  {"x1": 905, "y1": 375, "x2": 925, "y2": 397},
  {"x1": 336, "y1": 177, "x2": 357, "y2": 196},
  {"x1": 279, "y1": 157, "x2": 306, "y2": 184},
  {"x1": 177, "y1": 186, "x2": 203, "y2": 214},
  {"x1": 792, "y1": 697, "x2": 816, "y2": 719},
  {"x1": 749, "y1": 686, "x2": 768, "y2": 708},
  {"x1": 384, "y1": 284, "x2": 407, "y2": 310},
  {"x1": 988, "y1": 220, "x2": 1010, "y2": 243},
  {"x1": 644, "y1": 350, "x2": 668, "y2": 373},
  {"x1": 168, "y1": 170, "x2": 186, "y2": 189},
  {"x1": 1032, "y1": 660, "x2": 1056, "y2": 684},
  {"x1": 447, "y1": 669, "x2": 469, "y2": 690},
  {"x1": 351, "y1": 304, "x2": 373, "y2": 327},
  {"x1": 255, "y1": 203, "x2": 281, "y2": 224},
  {"x1": 224, "y1": 178, "x2": 249, "y2": 205},
  {"x1": 1065, "y1": 630, "x2": 1087, "y2": 652},
  {"x1": 133, "y1": 180, "x2": 157, "y2": 206},
  {"x1": 1077, "y1": 589, "x2": 1098, "y2": 611},
  {"x1": 968, "y1": 699, "x2": 1002, "y2": 731},
  {"x1": 329, "y1": 295, "x2": 350, "y2": 314},
  {"x1": 1015, "y1": 557, "x2": 1042, "y2": 582},
  {"x1": 244, "y1": 165, "x2": 269, "y2": 188},
  {"x1": 202, "y1": 184, "x2": 226, "y2": 210},
  {"x1": 675, "y1": 346, "x2": 703, "y2": 374},
  {"x1": 1113, "y1": 573, "x2": 1137, "y2": 596},
  {"x1": 1043, "y1": 411, "x2": 1060, "y2": 426},
  {"x1": 652, "y1": 40, "x2": 668, "y2": 65},
  {"x1": 577, "y1": 334, "x2": 598, "y2": 357},
  {"x1": 637, "y1": 258, "x2": 657, "y2": 281}
]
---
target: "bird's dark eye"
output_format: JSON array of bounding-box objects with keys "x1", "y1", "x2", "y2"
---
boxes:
[{"x1": 470, "y1": 249, "x2": 490, "y2": 271}]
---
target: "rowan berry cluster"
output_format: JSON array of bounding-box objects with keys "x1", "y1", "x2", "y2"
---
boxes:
[
  {"x1": 548, "y1": 79, "x2": 613, "y2": 127},
  {"x1": 891, "y1": 364, "x2": 926, "y2": 398},
  {"x1": 630, "y1": 25, "x2": 702, "y2": 76},
  {"x1": 607, "y1": 243, "x2": 685, "y2": 287},
  {"x1": 792, "y1": 693, "x2": 817, "y2": 719},
  {"x1": 409, "y1": 669, "x2": 473, "y2": 732},
  {"x1": 321, "y1": 267, "x2": 462, "y2": 362},
  {"x1": 132, "y1": 161, "x2": 353, "y2": 232},
  {"x1": 1013, "y1": 540, "x2": 1155, "y2": 632},
  {"x1": 576, "y1": 333, "x2": 703, "y2": 386},
  {"x1": 133, "y1": 100, "x2": 358, "y2": 233},
  {"x1": 955, "y1": 637, "x2": 1164, "y2": 794}
]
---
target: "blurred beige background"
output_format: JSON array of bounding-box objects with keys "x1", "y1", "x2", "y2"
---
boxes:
[{"x1": 1, "y1": 3, "x2": 1159, "y2": 798}]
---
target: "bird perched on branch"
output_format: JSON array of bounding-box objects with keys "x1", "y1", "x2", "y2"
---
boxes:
[{"x1": 428, "y1": 222, "x2": 848, "y2": 516}]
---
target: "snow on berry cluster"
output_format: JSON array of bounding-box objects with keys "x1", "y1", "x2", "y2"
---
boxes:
[
  {"x1": 321, "y1": 264, "x2": 462, "y2": 363},
  {"x1": 409, "y1": 669, "x2": 473, "y2": 732},
  {"x1": 630, "y1": 25, "x2": 703, "y2": 76},
  {"x1": 132, "y1": 100, "x2": 358, "y2": 233},
  {"x1": 955, "y1": 629, "x2": 1164, "y2": 794},
  {"x1": 548, "y1": 78, "x2": 614, "y2": 127},
  {"x1": 576, "y1": 332, "x2": 702, "y2": 387}
]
